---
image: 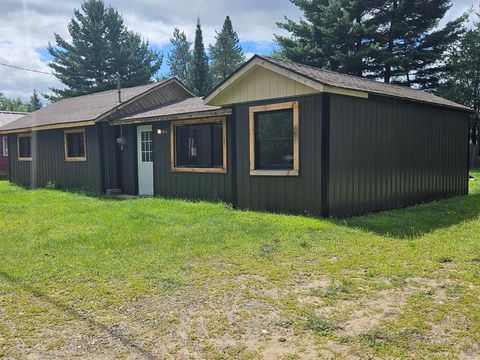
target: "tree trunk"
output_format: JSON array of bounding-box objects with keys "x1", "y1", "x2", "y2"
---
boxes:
[{"x1": 384, "y1": 0, "x2": 398, "y2": 83}]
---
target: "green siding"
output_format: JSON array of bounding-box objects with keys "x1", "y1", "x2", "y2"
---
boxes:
[
  {"x1": 234, "y1": 94, "x2": 325, "y2": 214},
  {"x1": 152, "y1": 119, "x2": 234, "y2": 202},
  {"x1": 328, "y1": 94, "x2": 470, "y2": 217},
  {"x1": 118, "y1": 124, "x2": 137, "y2": 195},
  {"x1": 8, "y1": 126, "x2": 102, "y2": 192}
]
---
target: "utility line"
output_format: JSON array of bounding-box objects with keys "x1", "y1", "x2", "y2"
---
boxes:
[{"x1": 0, "y1": 61, "x2": 117, "y2": 81}]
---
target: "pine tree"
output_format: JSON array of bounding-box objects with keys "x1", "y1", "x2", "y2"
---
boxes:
[
  {"x1": 47, "y1": 0, "x2": 162, "y2": 99},
  {"x1": 370, "y1": 0, "x2": 466, "y2": 89},
  {"x1": 438, "y1": 9, "x2": 480, "y2": 144},
  {"x1": 276, "y1": 0, "x2": 381, "y2": 76},
  {"x1": 209, "y1": 16, "x2": 245, "y2": 86},
  {"x1": 189, "y1": 18, "x2": 211, "y2": 96},
  {"x1": 167, "y1": 28, "x2": 192, "y2": 86},
  {"x1": 29, "y1": 89, "x2": 43, "y2": 112},
  {"x1": 276, "y1": 0, "x2": 466, "y2": 89}
]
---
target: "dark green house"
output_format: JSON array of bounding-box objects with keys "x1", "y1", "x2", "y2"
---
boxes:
[{"x1": 0, "y1": 56, "x2": 472, "y2": 217}]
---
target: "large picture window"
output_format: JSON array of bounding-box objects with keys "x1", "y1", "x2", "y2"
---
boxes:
[
  {"x1": 171, "y1": 118, "x2": 227, "y2": 173},
  {"x1": 17, "y1": 134, "x2": 32, "y2": 161},
  {"x1": 64, "y1": 129, "x2": 87, "y2": 161},
  {"x1": 2, "y1": 136, "x2": 8, "y2": 157},
  {"x1": 249, "y1": 101, "x2": 299, "y2": 176}
]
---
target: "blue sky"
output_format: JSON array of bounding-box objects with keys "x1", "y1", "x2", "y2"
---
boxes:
[{"x1": 0, "y1": 0, "x2": 476, "y2": 100}]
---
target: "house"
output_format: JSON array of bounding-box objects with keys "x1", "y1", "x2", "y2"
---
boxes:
[
  {"x1": 0, "y1": 55, "x2": 472, "y2": 217},
  {"x1": 0, "y1": 111, "x2": 27, "y2": 173}
]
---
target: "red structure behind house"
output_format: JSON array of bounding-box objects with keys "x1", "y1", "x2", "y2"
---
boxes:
[{"x1": 0, "y1": 112, "x2": 27, "y2": 173}]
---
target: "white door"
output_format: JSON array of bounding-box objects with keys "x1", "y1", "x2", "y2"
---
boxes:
[{"x1": 137, "y1": 125, "x2": 154, "y2": 196}]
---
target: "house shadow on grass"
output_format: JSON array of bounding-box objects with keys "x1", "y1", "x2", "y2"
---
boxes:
[
  {"x1": 340, "y1": 194, "x2": 480, "y2": 239},
  {"x1": 0, "y1": 271, "x2": 156, "y2": 359}
]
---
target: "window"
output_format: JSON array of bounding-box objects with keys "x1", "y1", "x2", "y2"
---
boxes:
[
  {"x1": 2, "y1": 136, "x2": 8, "y2": 157},
  {"x1": 140, "y1": 129, "x2": 153, "y2": 163},
  {"x1": 171, "y1": 118, "x2": 227, "y2": 173},
  {"x1": 249, "y1": 101, "x2": 299, "y2": 176},
  {"x1": 64, "y1": 129, "x2": 86, "y2": 161},
  {"x1": 17, "y1": 134, "x2": 32, "y2": 161}
]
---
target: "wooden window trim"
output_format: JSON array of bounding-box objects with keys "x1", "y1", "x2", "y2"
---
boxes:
[
  {"x1": 64, "y1": 128, "x2": 87, "y2": 162},
  {"x1": 249, "y1": 101, "x2": 299, "y2": 176},
  {"x1": 17, "y1": 133, "x2": 32, "y2": 161},
  {"x1": 170, "y1": 117, "x2": 227, "y2": 174}
]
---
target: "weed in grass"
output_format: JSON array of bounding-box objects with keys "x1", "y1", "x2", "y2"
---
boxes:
[
  {"x1": 310, "y1": 281, "x2": 350, "y2": 300},
  {"x1": 444, "y1": 284, "x2": 463, "y2": 298},
  {"x1": 360, "y1": 328, "x2": 391, "y2": 348},
  {"x1": 299, "y1": 239, "x2": 311, "y2": 249},
  {"x1": 259, "y1": 239, "x2": 280, "y2": 258},
  {"x1": 306, "y1": 314, "x2": 335, "y2": 335},
  {"x1": 160, "y1": 277, "x2": 183, "y2": 292},
  {"x1": 437, "y1": 256, "x2": 454, "y2": 264},
  {"x1": 277, "y1": 318, "x2": 294, "y2": 329}
]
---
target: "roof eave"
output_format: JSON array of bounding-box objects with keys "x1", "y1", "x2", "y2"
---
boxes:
[{"x1": 109, "y1": 108, "x2": 232, "y2": 126}]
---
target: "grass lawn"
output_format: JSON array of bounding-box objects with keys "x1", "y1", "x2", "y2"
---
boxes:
[{"x1": 0, "y1": 171, "x2": 479, "y2": 359}]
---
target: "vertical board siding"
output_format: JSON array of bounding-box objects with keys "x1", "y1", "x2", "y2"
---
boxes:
[
  {"x1": 152, "y1": 118, "x2": 234, "y2": 202},
  {"x1": 8, "y1": 126, "x2": 102, "y2": 192},
  {"x1": 118, "y1": 124, "x2": 137, "y2": 195},
  {"x1": 328, "y1": 94, "x2": 470, "y2": 217},
  {"x1": 234, "y1": 94, "x2": 324, "y2": 214},
  {"x1": 100, "y1": 123, "x2": 121, "y2": 191}
]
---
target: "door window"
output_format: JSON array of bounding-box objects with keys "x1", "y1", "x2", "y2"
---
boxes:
[{"x1": 140, "y1": 130, "x2": 153, "y2": 163}]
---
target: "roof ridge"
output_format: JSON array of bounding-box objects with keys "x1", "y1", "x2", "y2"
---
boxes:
[
  {"x1": 117, "y1": 96, "x2": 202, "y2": 120},
  {"x1": 57, "y1": 80, "x2": 164, "y2": 103},
  {"x1": 259, "y1": 55, "x2": 442, "y2": 97}
]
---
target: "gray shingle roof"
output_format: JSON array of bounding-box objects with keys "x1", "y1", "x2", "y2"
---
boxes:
[
  {"x1": 117, "y1": 97, "x2": 223, "y2": 122},
  {"x1": 0, "y1": 111, "x2": 27, "y2": 127},
  {"x1": 0, "y1": 81, "x2": 170, "y2": 132},
  {"x1": 250, "y1": 55, "x2": 471, "y2": 112}
]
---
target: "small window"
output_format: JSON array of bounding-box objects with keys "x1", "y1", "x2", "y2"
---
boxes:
[
  {"x1": 249, "y1": 101, "x2": 299, "y2": 176},
  {"x1": 2, "y1": 136, "x2": 8, "y2": 157},
  {"x1": 17, "y1": 134, "x2": 32, "y2": 161},
  {"x1": 171, "y1": 118, "x2": 227, "y2": 173},
  {"x1": 140, "y1": 129, "x2": 153, "y2": 163},
  {"x1": 64, "y1": 129, "x2": 87, "y2": 161}
]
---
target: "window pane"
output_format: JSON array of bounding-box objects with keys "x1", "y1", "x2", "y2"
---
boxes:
[
  {"x1": 175, "y1": 122, "x2": 224, "y2": 168},
  {"x1": 2, "y1": 136, "x2": 8, "y2": 157},
  {"x1": 255, "y1": 109, "x2": 294, "y2": 169},
  {"x1": 19, "y1": 136, "x2": 31, "y2": 158},
  {"x1": 140, "y1": 130, "x2": 153, "y2": 163},
  {"x1": 66, "y1": 132, "x2": 85, "y2": 158}
]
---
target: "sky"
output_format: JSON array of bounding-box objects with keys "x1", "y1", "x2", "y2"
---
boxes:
[{"x1": 0, "y1": 0, "x2": 477, "y2": 102}]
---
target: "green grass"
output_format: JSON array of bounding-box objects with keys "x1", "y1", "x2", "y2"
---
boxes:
[{"x1": 0, "y1": 170, "x2": 479, "y2": 359}]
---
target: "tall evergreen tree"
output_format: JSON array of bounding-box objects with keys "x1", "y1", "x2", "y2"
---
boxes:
[
  {"x1": 370, "y1": 0, "x2": 466, "y2": 89},
  {"x1": 29, "y1": 89, "x2": 43, "y2": 112},
  {"x1": 276, "y1": 0, "x2": 466, "y2": 89},
  {"x1": 189, "y1": 18, "x2": 211, "y2": 96},
  {"x1": 276, "y1": 0, "x2": 381, "y2": 76},
  {"x1": 167, "y1": 28, "x2": 192, "y2": 86},
  {"x1": 47, "y1": 0, "x2": 162, "y2": 99},
  {"x1": 209, "y1": 16, "x2": 245, "y2": 86},
  {"x1": 438, "y1": 9, "x2": 480, "y2": 144}
]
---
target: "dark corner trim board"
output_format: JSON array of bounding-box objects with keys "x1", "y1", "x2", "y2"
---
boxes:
[{"x1": 321, "y1": 94, "x2": 330, "y2": 217}]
